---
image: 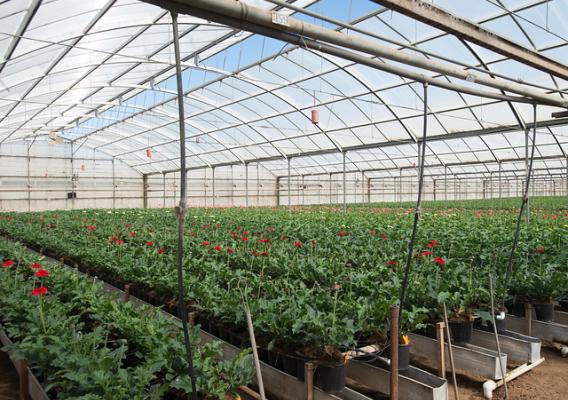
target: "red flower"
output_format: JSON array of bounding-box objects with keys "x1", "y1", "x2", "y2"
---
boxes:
[
  {"x1": 145, "y1": 241, "x2": 155, "y2": 246},
  {"x1": 380, "y1": 233, "x2": 388, "y2": 240},
  {"x1": 201, "y1": 241, "x2": 210, "y2": 246},
  {"x1": 293, "y1": 241, "x2": 302, "y2": 248},
  {"x1": 190, "y1": 233, "x2": 197, "y2": 237},
  {"x1": 216, "y1": 223, "x2": 221, "y2": 228},
  {"x1": 421, "y1": 251, "x2": 433, "y2": 256},
  {"x1": 243, "y1": 231, "x2": 249, "y2": 236},
  {"x1": 35, "y1": 269, "x2": 50, "y2": 278},
  {"x1": 31, "y1": 287, "x2": 48, "y2": 297},
  {"x1": 213, "y1": 245, "x2": 222, "y2": 251},
  {"x1": 261, "y1": 251, "x2": 269, "y2": 257},
  {"x1": 552, "y1": 215, "x2": 558, "y2": 220},
  {"x1": 281, "y1": 235, "x2": 289, "y2": 241},
  {"x1": 331, "y1": 282, "x2": 341, "y2": 291},
  {"x1": 259, "y1": 239, "x2": 270, "y2": 244},
  {"x1": 129, "y1": 231, "x2": 136, "y2": 238},
  {"x1": 434, "y1": 257, "x2": 446, "y2": 265},
  {"x1": 227, "y1": 247, "x2": 236, "y2": 254},
  {"x1": 87, "y1": 225, "x2": 95, "y2": 231},
  {"x1": 117, "y1": 239, "x2": 124, "y2": 246},
  {"x1": 535, "y1": 247, "x2": 545, "y2": 254},
  {"x1": 2, "y1": 260, "x2": 14, "y2": 268},
  {"x1": 157, "y1": 247, "x2": 166, "y2": 254},
  {"x1": 109, "y1": 236, "x2": 118, "y2": 243},
  {"x1": 386, "y1": 260, "x2": 398, "y2": 266},
  {"x1": 30, "y1": 263, "x2": 42, "y2": 269},
  {"x1": 252, "y1": 250, "x2": 259, "y2": 257},
  {"x1": 336, "y1": 230, "x2": 348, "y2": 237},
  {"x1": 241, "y1": 237, "x2": 249, "y2": 242}
]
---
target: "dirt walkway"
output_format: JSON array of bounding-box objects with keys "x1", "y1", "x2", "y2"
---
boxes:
[
  {"x1": 0, "y1": 351, "x2": 18, "y2": 400},
  {"x1": 449, "y1": 348, "x2": 568, "y2": 399}
]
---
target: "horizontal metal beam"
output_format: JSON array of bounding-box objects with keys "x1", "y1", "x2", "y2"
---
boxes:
[
  {"x1": 140, "y1": 0, "x2": 568, "y2": 107},
  {"x1": 146, "y1": 117, "x2": 568, "y2": 176},
  {"x1": 372, "y1": 0, "x2": 568, "y2": 81}
]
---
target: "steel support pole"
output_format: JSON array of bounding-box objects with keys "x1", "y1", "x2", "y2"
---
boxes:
[
  {"x1": 301, "y1": 175, "x2": 305, "y2": 205},
  {"x1": 399, "y1": 168, "x2": 403, "y2": 206},
  {"x1": 256, "y1": 163, "x2": 260, "y2": 206},
  {"x1": 498, "y1": 162, "x2": 502, "y2": 201},
  {"x1": 444, "y1": 166, "x2": 448, "y2": 204},
  {"x1": 70, "y1": 142, "x2": 75, "y2": 210},
  {"x1": 162, "y1": 172, "x2": 166, "y2": 208},
  {"x1": 142, "y1": 174, "x2": 148, "y2": 209},
  {"x1": 287, "y1": 158, "x2": 291, "y2": 211},
  {"x1": 112, "y1": 157, "x2": 116, "y2": 209},
  {"x1": 230, "y1": 165, "x2": 234, "y2": 206},
  {"x1": 525, "y1": 128, "x2": 530, "y2": 222},
  {"x1": 171, "y1": 12, "x2": 198, "y2": 400},
  {"x1": 276, "y1": 177, "x2": 280, "y2": 206},
  {"x1": 342, "y1": 151, "x2": 347, "y2": 212},
  {"x1": 566, "y1": 157, "x2": 568, "y2": 209},
  {"x1": 245, "y1": 162, "x2": 249, "y2": 208},
  {"x1": 26, "y1": 142, "x2": 31, "y2": 212},
  {"x1": 367, "y1": 177, "x2": 371, "y2": 203},
  {"x1": 329, "y1": 173, "x2": 332, "y2": 205},
  {"x1": 212, "y1": 167, "x2": 216, "y2": 208}
]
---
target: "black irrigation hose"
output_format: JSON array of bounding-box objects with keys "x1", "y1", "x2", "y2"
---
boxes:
[
  {"x1": 172, "y1": 12, "x2": 198, "y2": 400},
  {"x1": 398, "y1": 82, "x2": 429, "y2": 329},
  {"x1": 501, "y1": 104, "x2": 539, "y2": 309}
]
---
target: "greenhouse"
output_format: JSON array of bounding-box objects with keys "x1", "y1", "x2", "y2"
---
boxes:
[{"x1": 0, "y1": 0, "x2": 567, "y2": 399}]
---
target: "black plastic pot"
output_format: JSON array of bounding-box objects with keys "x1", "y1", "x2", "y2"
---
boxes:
[
  {"x1": 209, "y1": 322, "x2": 220, "y2": 337},
  {"x1": 511, "y1": 301, "x2": 526, "y2": 317},
  {"x1": 533, "y1": 302, "x2": 554, "y2": 322},
  {"x1": 560, "y1": 299, "x2": 568, "y2": 312},
  {"x1": 219, "y1": 327, "x2": 231, "y2": 342},
  {"x1": 488, "y1": 317, "x2": 506, "y2": 333},
  {"x1": 257, "y1": 347, "x2": 269, "y2": 363},
  {"x1": 313, "y1": 362, "x2": 347, "y2": 394},
  {"x1": 296, "y1": 357, "x2": 307, "y2": 381},
  {"x1": 448, "y1": 319, "x2": 474, "y2": 343},
  {"x1": 282, "y1": 354, "x2": 298, "y2": 376},
  {"x1": 385, "y1": 344, "x2": 411, "y2": 370},
  {"x1": 268, "y1": 350, "x2": 283, "y2": 369}
]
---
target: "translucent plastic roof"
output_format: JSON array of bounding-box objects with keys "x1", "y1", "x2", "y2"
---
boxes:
[{"x1": 1, "y1": 0, "x2": 568, "y2": 179}]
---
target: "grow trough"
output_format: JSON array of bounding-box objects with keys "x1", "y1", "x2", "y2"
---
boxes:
[
  {"x1": 552, "y1": 310, "x2": 568, "y2": 326},
  {"x1": 505, "y1": 314, "x2": 568, "y2": 343},
  {"x1": 346, "y1": 361, "x2": 448, "y2": 400},
  {"x1": 470, "y1": 329, "x2": 541, "y2": 364},
  {"x1": 409, "y1": 333, "x2": 508, "y2": 380},
  {"x1": 0, "y1": 327, "x2": 51, "y2": 400}
]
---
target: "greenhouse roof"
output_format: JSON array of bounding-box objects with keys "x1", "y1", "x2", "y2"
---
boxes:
[{"x1": 1, "y1": 0, "x2": 568, "y2": 178}]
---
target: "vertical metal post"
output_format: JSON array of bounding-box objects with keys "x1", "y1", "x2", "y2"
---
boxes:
[
  {"x1": 444, "y1": 165, "x2": 448, "y2": 205},
  {"x1": 276, "y1": 177, "x2": 280, "y2": 206},
  {"x1": 203, "y1": 167, "x2": 207, "y2": 207},
  {"x1": 367, "y1": 177, "x2": 371, "y2": 203},
  {"x1": 498, "y1": 161, "x2": 502, "y2": 201},
  {"x1": 212, "y1": 167, "x2": 216, "y2": 208},
  {"x1": 399, "y1": 168, "x2": 402, "y2": 206},
  {"x1": 245, "y1": 162, "x2": 249, "y2": 208},
  {"x1": 171, "y1": 12, "x2": 198, "y2": 400},
  {"x1": 256, "y1": 163, "x2": 260, "y2": 206},
  {"x1": 142, "y1": 174, "x2": 148, "y2": 209},
  {"x1": 361, "y1": 171, "x2": 365, "y2": 203},
  {"x1": 230, "y1": 165, "x2": 234, "y2": 206},
  {"x1": 390, "y1": 305, "x2": 400, "y2": 400},
  {"x1": 329, "y1": 173, "x2": 332, "y2": 205},
  {"x1": 342, "y1": 151, "x2": 347, "y2": 212},
  {"x1": 287, "y1": 157, "x2": 291, "y2": 212},
  {"x1": 525, "y1": 128, "x2": 530, "y2": 222},
  {"x1": 433, "y1": 179, "x2": 436, "y2": 201},
  {"x1": 162, "y1": 172, "x2": 166, "y2": 208},
  {"x1": 112, "y1": 157, "x2": 116, "y2": 209},
  {"x1": 70, "y1": 142, "x2": 75, "y2": 210},
  {"x1": 565, "y1": 157, "x2": 568, "y2": 209},
  {"x1": 301, "y1": 175, "x2": 305, "y2": 205},
  {"x1": 27, "y1": 141, "x2": 31, "y2": 212}
]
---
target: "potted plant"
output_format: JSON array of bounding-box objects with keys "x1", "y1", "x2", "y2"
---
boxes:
[{"x1": 524, "y1": 263, "x2": 567, "y2": 322}]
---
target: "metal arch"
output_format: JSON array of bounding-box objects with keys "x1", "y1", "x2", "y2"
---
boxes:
[
  {"x1": 0, "y1": 0, "x2": 119, "y2": 145},
  {"x1": 0, "y1": 0, "x2": 42, "y2": 77}
]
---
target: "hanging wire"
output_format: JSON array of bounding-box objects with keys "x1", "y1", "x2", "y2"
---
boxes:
[{"x1": 501, "y1": 104, "x2": 538, "y2": 309}]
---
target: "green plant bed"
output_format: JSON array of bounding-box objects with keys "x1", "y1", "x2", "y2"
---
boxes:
[{"x1": 0, "y1": 239, "x2": 254, "y2": 400}]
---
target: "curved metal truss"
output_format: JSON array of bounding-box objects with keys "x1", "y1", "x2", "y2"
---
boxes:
[{"x1": 1, "y1": 0, "x2": 568, "y2": 180}]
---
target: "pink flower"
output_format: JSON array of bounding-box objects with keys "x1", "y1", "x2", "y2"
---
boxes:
[{"x1": 331, "y1": 282, "x2": 341, "y2": 291}]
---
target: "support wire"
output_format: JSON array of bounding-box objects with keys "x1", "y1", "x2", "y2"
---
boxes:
[{"x1": 171, "y1": 11, "x2": 199, "y2": 400}]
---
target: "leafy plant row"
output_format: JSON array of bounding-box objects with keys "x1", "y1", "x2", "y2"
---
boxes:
[
  {"x1": 0, "y1": 203, "x2": 566, "y2": 362},
  {"x1": 0, "y1": 239, "x2": 254, "y2": 400}
]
